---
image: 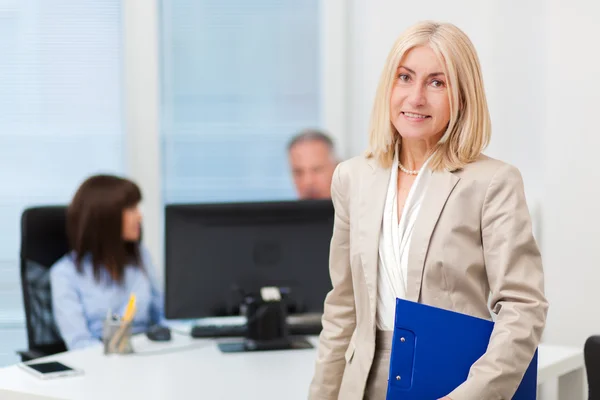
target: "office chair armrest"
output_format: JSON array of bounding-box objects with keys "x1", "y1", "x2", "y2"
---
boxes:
[{"x1": 16, "y1": 349, "x2": 46, "y2": 362}]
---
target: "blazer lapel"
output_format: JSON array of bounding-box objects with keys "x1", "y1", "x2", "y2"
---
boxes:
[
  {"x1": 406, "y1": 170, "x2": 460, "y2": 302},
  {"x1": 359, "y1": 159, "x2": 391, "y2": 321}
]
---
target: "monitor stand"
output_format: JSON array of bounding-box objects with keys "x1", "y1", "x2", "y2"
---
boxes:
[
  {"x1": 217, "y1": 288, "x2": 316, "y2": 353},
  {"x1": 218, "y1": 336, "x2": 313, "y2": 353}
]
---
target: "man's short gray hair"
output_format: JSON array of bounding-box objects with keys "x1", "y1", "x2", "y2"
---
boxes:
[{"x1": 287, "y1": 129, "x2": 336, "y2": 156}]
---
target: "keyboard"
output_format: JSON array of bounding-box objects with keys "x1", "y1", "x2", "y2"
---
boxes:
[
  {"x1": 288, "y1": 313, "x2": 323, "y2": 335},
  {"x1": 190, "y1": 313, "x2": 322, "y2": 338},
  {"x1": 191, "y1": 323, "x2": 247, "y2": 338}
]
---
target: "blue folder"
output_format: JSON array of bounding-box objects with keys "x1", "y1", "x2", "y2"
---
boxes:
[{"x1": 386, "y1": 298, "x2": 537, "y2": 399}]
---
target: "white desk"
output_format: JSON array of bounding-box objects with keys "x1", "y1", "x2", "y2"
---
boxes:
[
  {"x1": 537, "y1": 343, "x2": 586, "y2": 400},
  {"x1": 0, "y1": 333, "x2": 585, "y2": 400}
]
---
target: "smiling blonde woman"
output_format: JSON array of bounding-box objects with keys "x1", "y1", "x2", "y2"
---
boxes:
[{"x1": 309, "y1": 21, "x2": 548, "y2": 400}]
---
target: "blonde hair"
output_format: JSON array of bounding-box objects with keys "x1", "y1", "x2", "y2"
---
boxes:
[{"x1": 366, "y1": 21, "x2": 491, "y2": 171}]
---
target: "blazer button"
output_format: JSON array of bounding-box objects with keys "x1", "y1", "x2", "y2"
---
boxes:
[{"x1": 396, "y1": 375, "x2": 401, "y2": 380}]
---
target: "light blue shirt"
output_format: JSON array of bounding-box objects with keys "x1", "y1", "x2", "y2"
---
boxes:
[{"x1": 50, "y1": 246, "x2": 165, "y2": 350}]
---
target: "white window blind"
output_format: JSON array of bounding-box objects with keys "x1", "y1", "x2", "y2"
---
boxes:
[
  {"x1": 0, "y1": 0, "x2": 124, "y2": 364},
  {"x1": 160, "y1": 0, "x2": 321, "y2": 203}
]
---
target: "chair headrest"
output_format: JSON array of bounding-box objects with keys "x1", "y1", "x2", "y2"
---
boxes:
[{"x1": 20, "y1": 206, "x2": 69, "y2": 268}]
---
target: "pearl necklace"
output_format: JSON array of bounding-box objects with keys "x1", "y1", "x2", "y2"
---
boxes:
[{"x1": 398, "y1": 161, "x2": 419, "y2": 175}]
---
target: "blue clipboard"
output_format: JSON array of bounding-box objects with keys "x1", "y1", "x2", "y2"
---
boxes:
[{"x1": 386, "y1": 298, "x2": 537, "y2": 399}]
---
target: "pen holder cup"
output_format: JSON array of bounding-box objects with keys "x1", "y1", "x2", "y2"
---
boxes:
[{"x1": 103, "y1": 319, "x2": 134, "y2": 355}]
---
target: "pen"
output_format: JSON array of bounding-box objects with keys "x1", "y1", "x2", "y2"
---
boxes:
[{"x1": 122, "y1": 293, "x2": 137, "y2": 322}]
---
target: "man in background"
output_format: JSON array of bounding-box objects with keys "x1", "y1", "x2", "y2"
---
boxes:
[{"x1": 287, "y1": 129, "x2": 338, "y2": 200}]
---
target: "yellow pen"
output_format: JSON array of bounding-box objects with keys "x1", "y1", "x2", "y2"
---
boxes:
[{"x1": 122, "y1": 293, "x2": 137, "y2": 322}]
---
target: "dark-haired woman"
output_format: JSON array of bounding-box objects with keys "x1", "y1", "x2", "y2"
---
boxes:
[{"x1": 51, "y1": 175, "x2": 164, "y2": 350}]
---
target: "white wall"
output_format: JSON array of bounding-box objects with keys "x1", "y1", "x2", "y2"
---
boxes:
[
  {"x1": 347, "y1": 0, "x2": 600, "y2": 350},
  {"x1": 542, "y1": 0, "x2": 600, "y2": 348},
  {"x1": 123, "y1": 0, "x2": 164, "y2": 283}
]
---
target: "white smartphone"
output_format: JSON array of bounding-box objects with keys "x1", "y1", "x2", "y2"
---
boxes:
[{"x1": 18, "y1": 360, "x2": 83, "y2": 380}]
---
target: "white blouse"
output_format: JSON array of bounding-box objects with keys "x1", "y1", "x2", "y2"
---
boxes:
[{"x1": 376, "y1": 151, "x2": 433, "y2": 330}]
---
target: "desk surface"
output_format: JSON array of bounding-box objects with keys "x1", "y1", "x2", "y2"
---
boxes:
[{"x1": 0, "y1": 332, "x2": 584, "y2": 400}]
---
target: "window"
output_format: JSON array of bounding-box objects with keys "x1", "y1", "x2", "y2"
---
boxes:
[
  {"x1": 0, "y1": 0, "x2": 124, "y2": 365},
  {"x1": 160, "y1": 0, "x2": 321, "y2": 203}
]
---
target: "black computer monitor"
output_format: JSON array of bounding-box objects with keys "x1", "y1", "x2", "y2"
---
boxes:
[{"x1": 164, "y1": 200, "x2": 334, "y2": 320}]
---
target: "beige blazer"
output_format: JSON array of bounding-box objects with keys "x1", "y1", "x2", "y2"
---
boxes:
[{"x1": 308, "y1": 154, "x2": 548, "y2": 400}]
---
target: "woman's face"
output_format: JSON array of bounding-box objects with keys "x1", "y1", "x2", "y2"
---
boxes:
[
  {"x1": 122, "y1": 204, "x2": 142, "y2": 242},
  {"x1": 389, "y1": 45, "x2": 451, "y2": 145}
]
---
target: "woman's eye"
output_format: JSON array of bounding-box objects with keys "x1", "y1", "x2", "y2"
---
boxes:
[
  {"x1": 398, "y1": 74, "x2": 410, "y2": 82},
  {"x1": 431, "y1": 79, "x2": 445, "y2": 88}
]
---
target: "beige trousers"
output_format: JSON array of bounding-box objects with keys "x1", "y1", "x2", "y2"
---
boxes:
[{"x1": 364, "y1": 330, "x2": 393, "y2": 400}]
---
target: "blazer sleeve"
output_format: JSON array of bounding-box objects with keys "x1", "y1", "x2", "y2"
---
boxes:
[
  {"x1": 309, "y1": 162, "x2": 357, "y2": 400},
  {"x1": 448, "y1": 164, "x2": 549, "y2": 400}
]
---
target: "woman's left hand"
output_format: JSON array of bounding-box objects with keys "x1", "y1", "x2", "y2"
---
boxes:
[{"x1": 438, "y1": 397, "x2": 452, "y2": 400}]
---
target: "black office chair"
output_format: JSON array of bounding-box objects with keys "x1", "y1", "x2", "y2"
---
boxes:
[
  {"x1": 585, "y1": 335, "x2": 600, "y2": 400},
  {"x1": 17, "y1": 206, "x2": 69, "y2": 361}
]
